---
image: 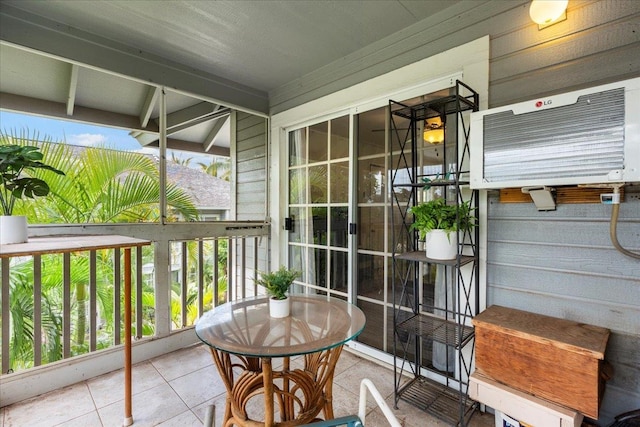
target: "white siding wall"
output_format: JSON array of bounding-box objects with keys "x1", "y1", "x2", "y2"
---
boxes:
[
  {"x1": 271, "y1": 1, "x2": 640, "y2": 114},
  {"x1": 234, "y1": 111, "x2": 268, "y2": 221},
  {"x1": 268, "y1": 1, "x2": 640, "y2": 423},
  {"x1": 487, "y1": 193, "x2": 640, "y2": 423},
  {"x1": 232, "y1": 111, "x2": 269, "y2": 293}
]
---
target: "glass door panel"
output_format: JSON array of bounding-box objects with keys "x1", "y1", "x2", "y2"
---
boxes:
[
  {"x1": 330, "y1": 207, "x2": 348, "y2": 248},
  {"x1": 288, "y1": 115, "x2": 350, "y2": 300},
  {"x1": 355, "y1": 106, "x2": 391, "y2": 353},
  {"x1": 329, "y1": 162, "x2": 349, "y2": 203},
  {"x1": 309, "y1": 122, "x2": 328, "y2": 162},
  {"x1": 309, "y1": 165, "x2": 328, "y2": 203},
  {"x1": 330, "y1": 116, "x2": 349, "y2": 159},
  {"x1": 289, "y1": 128, "x2": 307, "y2": 166}
]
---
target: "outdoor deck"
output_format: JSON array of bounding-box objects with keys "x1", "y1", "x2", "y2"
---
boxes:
[{"x1": 0, "y1": 344, "x2": 495, "y2": 427}]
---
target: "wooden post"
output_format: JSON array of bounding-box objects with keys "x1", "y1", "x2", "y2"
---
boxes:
[{"x1": 123, "y1": 248, "x2": 133, "y2": 426}]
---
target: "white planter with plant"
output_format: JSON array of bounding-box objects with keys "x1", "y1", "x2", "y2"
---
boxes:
[
  {"x1": 425, "y1": 229, "x2": 458, "y2": 260},
  {"x1": 0, "y1": 145, "x2": 65, "y2": 244},
  {"x1": 256, "y1": 266, "x2": 301, "y2": 318},
  {"x1": 409, "y1": 198, "x2": 474, "y2": 260}
]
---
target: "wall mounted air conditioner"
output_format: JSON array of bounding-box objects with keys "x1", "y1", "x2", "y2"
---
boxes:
[{"x1": 470, "y1": 77, "x2": 640, "y2": 189}]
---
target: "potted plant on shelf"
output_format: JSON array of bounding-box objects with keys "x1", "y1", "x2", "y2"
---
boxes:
[
  {"x1": 0, "y1": 144, "x2": 65, "y2": 244},
  {"x1": 409, "y1": 197, "x2": 475, "y2": 260},
  {"x1": 256, "y1": 265, "x2": 301, "y2": 318}
]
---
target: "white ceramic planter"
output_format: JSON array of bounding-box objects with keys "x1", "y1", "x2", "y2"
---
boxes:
[
  {"x1": 269, "y1": 297, "x2": 290, "y2": 318},
  {"x1": 0, "y1": 215, "x2": 29, "y2": 245},
  {"x1": 425, "y1": 229, "x2": 457, "y2": 260}
]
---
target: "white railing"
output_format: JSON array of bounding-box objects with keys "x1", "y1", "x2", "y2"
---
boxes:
[{"x1": 0, "y1": 221, "x2": 269, "y2": 405}]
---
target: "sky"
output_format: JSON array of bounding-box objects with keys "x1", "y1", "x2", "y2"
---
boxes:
[
  {"x1": 0, "y1": 111, "x2": 144, "y2": 151},
  {"x1": 0, "y1": 111, "x2": 214, "y2": 165}
]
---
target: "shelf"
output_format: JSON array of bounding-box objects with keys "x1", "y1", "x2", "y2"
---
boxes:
[
  {"x1": 390, "y1": 81, "x2": 480, "y2": 427},
  {"x1": 394, "y1": 251, "x2": 475, "y2": 267},
  {"x1": 396, "y1": 313, "x2": 474, "y2": 349},
  {"x1": 391, "y1": 94, "x2": 478, "y2": 121},
  {"x1": 398, "y1": 376, "x2": 477, "y2": 426},
  {"x1": 392, "y1": 181, "x2": 470, "y2": 188}
]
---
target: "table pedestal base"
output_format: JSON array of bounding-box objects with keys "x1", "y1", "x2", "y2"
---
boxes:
[{"x1": 209, "y1": 346, "x2": 343, "y2": 427}]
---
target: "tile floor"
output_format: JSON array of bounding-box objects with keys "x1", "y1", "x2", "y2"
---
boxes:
[{"x1": 0, "y1": 344, "x2": 495, "y2": 427}]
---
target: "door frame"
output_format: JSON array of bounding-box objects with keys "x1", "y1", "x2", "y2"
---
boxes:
[{"x1": 270, "y1": 36, "x2": 489, "y2": 358}]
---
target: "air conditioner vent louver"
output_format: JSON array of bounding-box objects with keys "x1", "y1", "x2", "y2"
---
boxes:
[{"x1": 470, "y1": 78, "x2": 640, "y2": 189}]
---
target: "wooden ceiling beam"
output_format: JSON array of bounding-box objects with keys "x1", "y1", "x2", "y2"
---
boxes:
[
  {"x1": 0, "y1": 91, "x2": 159, "y2": 133},
  {"x1": 66, "y1": 64, "x2": 79, "y2": 116}
]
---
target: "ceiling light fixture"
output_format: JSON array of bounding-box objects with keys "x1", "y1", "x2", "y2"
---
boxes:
[
  {"x1": 423, "y1": 116, "x2": 444, "y2": 145},
  {"x1": 529, "y1": 0, "x2": 568, "y2": 29}
]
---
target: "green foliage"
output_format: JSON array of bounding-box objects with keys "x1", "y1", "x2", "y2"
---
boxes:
[
  {"x1": 0, "y1": 141, "x2": 65, "y2": 215},
  {"x1": 256, "y1": 266, "x2": 301, "y2": 300},
  {"x1": 409, "y1": 198, "x2": 475, "y2": 240},
  {"x1": 2, "y1": 137, "x2": 199, "y2": 223},
  {"x1": 198, "y1": 157, "x2": 231, "y2": 181},
  {"x1": 1, "y1": 131, "x2": 205, "y2": 372}
]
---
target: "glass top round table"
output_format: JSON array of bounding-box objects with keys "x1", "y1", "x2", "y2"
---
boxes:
[
  {"x1": 195, "y1": 294, "x2": 366, "y2": 358},
  {"x1": 195, "y1": 294, "x2": 366, "y2": 426}
]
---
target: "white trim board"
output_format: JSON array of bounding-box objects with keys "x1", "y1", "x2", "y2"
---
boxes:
[{"x1": 269, "y1": 36, "x2": 489, "y2": 297}]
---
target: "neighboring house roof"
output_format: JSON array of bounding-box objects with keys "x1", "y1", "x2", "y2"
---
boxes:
[{"x1": 165, "y1": 161, "x2": 230, "y2": 210}]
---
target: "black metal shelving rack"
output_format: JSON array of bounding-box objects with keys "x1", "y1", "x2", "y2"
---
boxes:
[{"x1": 390, "y1": 80, "x2": 480, "y2": 426}]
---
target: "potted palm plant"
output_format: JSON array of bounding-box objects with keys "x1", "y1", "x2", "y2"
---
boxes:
[
  {"x1": 0, "y1": 144, "x2": 65, "y2": 244},
  {"x1": 256, "y1": 265, "x2": 301, "y2": 318},
  {"x1": 409, "y1": 198, "x2": 475, "y2": 260}
]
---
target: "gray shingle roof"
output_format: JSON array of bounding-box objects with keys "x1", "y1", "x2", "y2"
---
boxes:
[{"x1": 165, "y1": 161, "x2": 230, "y2": 209}]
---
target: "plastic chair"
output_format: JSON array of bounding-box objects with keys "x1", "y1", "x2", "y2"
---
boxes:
[
  {"x1": 302, "y1": 378, "x2": 402, "y2": 427},
  {"x1": 203, "y1": 378, "x2": 402, "y2": 427}
]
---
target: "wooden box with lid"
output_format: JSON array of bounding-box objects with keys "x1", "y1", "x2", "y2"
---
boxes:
[{"x1": 472, "y1": 305, "x2": 610, "y2": 419}]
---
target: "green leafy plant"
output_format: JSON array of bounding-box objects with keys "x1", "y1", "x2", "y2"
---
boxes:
[
  {"x1": 256, "y1": 265, "x2": 301, "y2": 300},
  {"x1": 409, "y1": 198, "x2": 475, "y2": 240},
  {"x1": 420, "y1": 171, "x2": 451, "y2": 190},
  {"x1": 0, "y1": 144, "x2": 65, "y2": 216}
]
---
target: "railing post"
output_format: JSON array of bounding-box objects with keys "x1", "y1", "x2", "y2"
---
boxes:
[
  {"x1": 1, "y1": 258, "x2": 10, "y2": 374},
  {"x1": 34, "y1": 255, "x2": 42, "y2": 366},
  {"x1": 124, "y1": 248, "x2": 133, "y2": 426}
]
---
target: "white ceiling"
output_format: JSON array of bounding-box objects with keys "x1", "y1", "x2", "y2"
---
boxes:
[
  {"x1": 1, "y1": 0, "x2": 459, "y2": 93},
  {"x1": 0, "y1": 0, "x2": 472, "y2": 154}
]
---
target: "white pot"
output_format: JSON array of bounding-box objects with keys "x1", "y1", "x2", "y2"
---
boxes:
[
  {"x1": 269, "y1": 297, "x2": 290, "y2": 318},
  {"x1": 425, "y1": 229, "x2": 457, "y2": 260},
  {"x1": 0, "y1": 215, "x2": 29, "y2": 245}
]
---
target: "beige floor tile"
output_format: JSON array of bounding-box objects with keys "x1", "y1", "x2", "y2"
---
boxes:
[
  {"x1": 333, "y1": 349, "x2": 364, "y2": 376},
  {"x1": 168, "y1": 365, "x2": 227, "y2": 408},
  {"x1": 97, "y1": 382, "x2": 188, "y2": 427},
  {"x1": 151, "y1": 344, "x2": 213, "y2": 382},
  {"x1": 333, "y1": 358, "x2": 396, "y2": 401},
  {"x1": 87, "y1": 361, "x2": 165, "y2": 409},
  {"x1": 155, "y1": 410, "x2": 203, "y2": 427},
  {"x1": 55, "y1": 411, "x2": 103, "y2": 427},
  {"x1": 0, "y1": 343, "x2": 496, "y2": 427},
  {"x1": 192, "y1": 394, "x2": 227, "y2": 427},
  {"x1": 330, "y1": 382, "x2": 365, "y2": 419},
  {"x1": 469, "y1": 411, "x2": 495, "y2": 427},
  {"x1": 3, "y1": 382, "x2": 95, "y2": 427}
]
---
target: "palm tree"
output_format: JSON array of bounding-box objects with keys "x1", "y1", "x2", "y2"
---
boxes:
[
  {"x1": 2, "y1": 130, "x2": 200, "y2": 367},
  {"x1": 170, "y1": 152, "x2": 192, "y2": 167},
  {"x1": 18, "y1": 142, "x2": 199, "y2": 223},
  {"x1": 198, "y1": 157, "x2": 231, "y2": 181}
]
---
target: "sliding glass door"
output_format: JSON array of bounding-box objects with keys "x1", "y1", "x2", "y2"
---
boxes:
[
  {"x1": 288, "y1": 115, "x2": 350, "y2": 299},
  {"x1": 353, "y1": 106, "x2": 394, "y2": 353},
  {"x1": 285, "y1": 90, "x2": 449, "y2": 358}
]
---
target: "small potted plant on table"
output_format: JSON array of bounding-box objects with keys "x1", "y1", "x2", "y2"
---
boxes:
[
  {"x1": 409, "y1": 198, "x2": 475, "y2": 260},
  {"x1": 0, "y1": 144, "x2": 65, "y2": 244},
  {"x1": 257, "y1": 265, "x2": 301, "y2": 318}
]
